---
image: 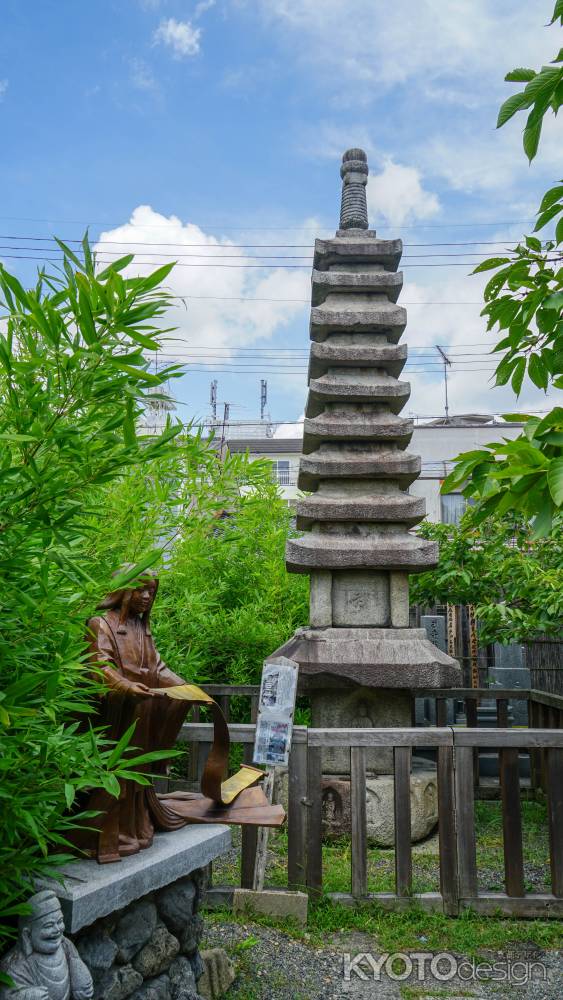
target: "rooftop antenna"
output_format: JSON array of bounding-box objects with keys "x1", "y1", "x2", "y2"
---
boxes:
[
  {"x1": 210, "y1": 380, "x2": 218, "y2": 420},
  {"x1": 436, "y1": 345, "x2": 452, "y2": 422},
  {"x1": 260, "y1": 379, "x2": 268, "y2": 421},
  {"x1": 219, "y1": 401, "x2": 231, "y2": 459}
]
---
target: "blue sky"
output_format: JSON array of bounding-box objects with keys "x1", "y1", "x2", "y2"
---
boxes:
[{"x1": 0, "y1": 0, "x2": 560, "y2": 430}]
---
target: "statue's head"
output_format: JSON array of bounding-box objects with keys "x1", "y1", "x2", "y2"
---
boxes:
[
  {"x1": 20, "y1": 892, "x2": 65, "y2": 956},
  {"x1": 98, "y1": 567, "x2": 159, "y2": 634}
]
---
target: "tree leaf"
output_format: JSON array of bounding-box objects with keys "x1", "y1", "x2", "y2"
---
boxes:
[
  {"x1": 496, "y1": 92, "x2": 531, "y2": 128},
  {"x1": 511, "y1": 356, "x2": 526, "y2": 395},
  {"x1": 523, "y1": 117, "x2": 542, "y2": 162},
  {"x1": 547, "y1": 457, "x2": 563, "y2": 505},
  {"x1": 473, "y1": 257, "x2": 511, "y2": 274},
  {"x1": 505, "y1": 68, "x2": 537, "y2": 82},
  {"x1": 534, "y1": 201, "x2": 563, "y2": 231}
]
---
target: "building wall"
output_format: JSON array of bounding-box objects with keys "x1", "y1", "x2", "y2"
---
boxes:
[{"x1": 226, "y1": 422, "x2": 523, "y2": 523}]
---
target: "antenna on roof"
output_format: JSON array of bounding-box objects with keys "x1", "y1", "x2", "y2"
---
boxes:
[
  {"x1": 210, "y1": 380, "x2": 218, "y2": 420},
  {"x1": 260, "y1": 379, "x2": 268, "y2": 421},
  {"x1": 435, "y1": 346, "x2": 452, "y2": 423}
]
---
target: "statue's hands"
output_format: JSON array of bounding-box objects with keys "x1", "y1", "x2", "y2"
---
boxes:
[{"x1": 129, "y1": 682, "x2": 153, "y2": 698}]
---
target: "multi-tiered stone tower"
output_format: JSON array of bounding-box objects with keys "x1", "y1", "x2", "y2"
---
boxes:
[{"x1": 272, "y1": 149, "x2": 460, "y2": 781}]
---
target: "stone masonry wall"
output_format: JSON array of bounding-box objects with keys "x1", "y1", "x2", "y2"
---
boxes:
[{"x1": 72, "y1": 869, "x2": 207, "y2": 1000}]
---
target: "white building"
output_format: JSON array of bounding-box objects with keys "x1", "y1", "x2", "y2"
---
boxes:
[{"x1": 221, "y1": 415, "x2": 524, "y2": 525}]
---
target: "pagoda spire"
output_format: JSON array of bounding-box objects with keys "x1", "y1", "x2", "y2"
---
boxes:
[{"x1": 339, "y1": 148, "x2": 369, "y2": 231}]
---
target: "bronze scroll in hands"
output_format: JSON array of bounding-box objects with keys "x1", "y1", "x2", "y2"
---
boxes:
[{"x1": 73, "y1": 572, "x2": 284, "y2": 864}]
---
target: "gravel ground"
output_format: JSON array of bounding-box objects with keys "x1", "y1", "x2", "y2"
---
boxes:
[{"x1": 201, "y1": 920, "x2": 563, "y2": 1000}]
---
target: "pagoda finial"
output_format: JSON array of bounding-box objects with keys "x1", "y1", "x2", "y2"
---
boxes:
[{"x1": 339, "y1": 148, "x2": 369, "y2": 231}]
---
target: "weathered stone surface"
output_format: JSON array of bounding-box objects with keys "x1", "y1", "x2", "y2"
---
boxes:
[
  {"x1": 156, "y1": 878, "x2": 196, "y2": 937},
  {"x1": 187, "y1": 953, "x2": 204, "y2": 984},
  {"x1": 38, "y1": 826, "x2": 231, "y2": 934},
  {"x1": 114, "y1": 900, "x2": 158, "y2": 964},
  {"x1": 311, "y1": 687, "x2": 412, "y2": 773},
  {"x1": 286, "y1": 532, "x2": 438, "y2": 574},
  {"x1": 295, "y1": 491, "x2": 425, "y2": 528},
  {"x1": 321, "y1": 777, "x2": 351, "y2": 837},
  {"x1": 76, "y1": 929, "x2": 118, "y2": 972},
  {"x1": 271, "y1": 627, "x2": 461, "y2": 690},
  {"x1": 233, "y1": 890, "x2": 308, "y2": 926},
  {"x1": 197, "y1": 950, "x2": 235, "y2": 1000},
  {"x1": 306, "y1": 374, "x2": 410, "y2": 414},
  {"x1": 93, "y1": 965, "x2": 143, "y2": 1000},
  {"x1": 313, "y1": 237, "x2": 402, "y2": 271},
  {"x1": 167, "y1": 956, "x2": 198, "y2": 1000},
  {"x1": 179, "y1": 914, "x2": 203, "y2": 956},
  {"x1": 303, "y1": 411, "x2": 413, "y2": 450},
  {"x1": 312, "y1": 268, "x2": 402, "y2": 305},
  {"x1": 366, "y1": 771, "x2": 438, "y2": 846},
  {"x1": 130, "y1": 974, "x2": 171, "y2": 1000},
  {"x1": 132, "y1": 924, "x2": 180, "y2": 978},
  {"x1": 332, "y1": 570, "x2": 389, "y2": 627},
  {"x1": 309, "y1": 342, "x2": 407, "y2": 380}
]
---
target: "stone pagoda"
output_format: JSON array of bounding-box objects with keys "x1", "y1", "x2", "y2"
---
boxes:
[{"x1": 271, "y1": 149, "x2": 460, "y2": 807}]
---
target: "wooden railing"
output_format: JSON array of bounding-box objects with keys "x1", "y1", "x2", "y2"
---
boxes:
[{"x1": 173, "y1": 686, "x2": 563, "y2": 918}]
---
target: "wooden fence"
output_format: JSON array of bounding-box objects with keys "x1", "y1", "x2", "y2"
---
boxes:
[{"x1": 174, "y1": 687, "x2": 563, "y2": 918}]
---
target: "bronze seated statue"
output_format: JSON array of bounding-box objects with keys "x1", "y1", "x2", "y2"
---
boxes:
[{"x1": 72, "y1": 571, "x2": 283, "y2": 863}]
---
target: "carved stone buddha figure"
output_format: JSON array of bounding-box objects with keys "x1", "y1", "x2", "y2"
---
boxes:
[{"x1": 0, "y1": 892, "x2": 93, "y2": 1000}]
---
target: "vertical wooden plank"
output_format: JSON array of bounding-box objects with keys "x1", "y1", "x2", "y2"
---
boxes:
[
  {"x1": 529, "y1": 698, "x2": 540, "y2": 793},
  {"x1": 250, "y1": 694, "x2": 259, "y2": 724},
  {"x1": 500, "y1": 747, "x2": 525, "y2": 897},
  {"x1": 351, "y1": 747, "x2": 368, "y2": 899},
  {"x1": 438, "y1": 745, "x2": 458, "y2": 915},
  {"x1": 455, "y1": 745, "x2": 478, "y2": 898},
  {"x1": 465, "y1": 697, "x2": 479, "y2": 789},
  {"x1": 436, "y1": 698, "x2": 447, "y2": 728},
  {"x1": 539, "y1": 702, "x2": 549, "y2": 792},
  {"x1": 546, "y1": 747, "x2": 563, "y2": 897},
  {"x1": 394, "y1": 746, "x2": 412, "y2": 898},
  {"x1": 306, "y1": 747, "x2": 323, "y2": 896},
  {"x1": 187, "y1": 705, "x2": 200, "y2": 784},
  {"x1": 240, "y1": 740, "x2": 258, "y2": 888},
  {"x1": 497, "y1": 698, "x2": 509, "y2": 728},
  {"x1": 288, "y1": 742, "x2": 308, "y2": 890}
]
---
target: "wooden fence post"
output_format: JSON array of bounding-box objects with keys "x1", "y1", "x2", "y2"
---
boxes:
[
  {"x1": 394, "y1": 746, "x2": 412, "y2": 898},
  {"x1": 306, "y1": 747, "x2": 323, "y2": 896},
  {"x1": 500, "y1": 746, "x2": 525, "y2": 897},
  {"x1": 546, "y1": 747, "x2": 563, "y2": 897},
  {"x1": 438, "y1": 744, "x2": 458, "y2": 915},
  {"x1": 288, "y1": 741, "x2": 308, "y2": 891},
  {"x1": 351, "y1": 747, "x2": 368, "y2": 898},
  {"x1": 454, "y1": 745, "x2": 478, "y2": 900}
]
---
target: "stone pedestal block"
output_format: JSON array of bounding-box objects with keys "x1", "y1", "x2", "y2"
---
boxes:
[
  {"x1": 366, "y1": 770, "x2": 438, "y2": 846},
  {"x1": 311, "y1": 686, "x2": 412, "y2": 773}
]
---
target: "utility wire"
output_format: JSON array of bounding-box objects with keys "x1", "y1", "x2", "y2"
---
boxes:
[
  {"x1": 0, "y1": 215, "x2": 536, "y2": 230},
  {"x1": 0, "y1": 233, "x2": 526, "y2": 249},
  {"x1": 0, "y1": 253, "x2": 547, "y2": 269}
]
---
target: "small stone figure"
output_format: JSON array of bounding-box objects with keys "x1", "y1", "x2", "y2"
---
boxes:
[{"x1": 0, "y1": 891, "x2": 93, "y2": 1000}]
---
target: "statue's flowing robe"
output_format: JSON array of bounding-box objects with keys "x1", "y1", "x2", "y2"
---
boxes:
[{"x1": 74, "y1": 610, "x2": 190, "y2": 863}]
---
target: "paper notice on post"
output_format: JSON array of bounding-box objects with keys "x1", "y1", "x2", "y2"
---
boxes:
[{"x1": 253, "y1": 656, "x2": 299, "y2": 767}]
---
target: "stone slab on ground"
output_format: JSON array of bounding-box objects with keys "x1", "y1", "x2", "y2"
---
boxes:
[
  {"x1": 233, "y1": 889, "x2": 308, "y2": 925},
  {"x1": 38, "y1": 826, "x2": 231, "y2": 932},
  {"x1": 197, "y1": 948, "x2": 235, "y2": 999}
]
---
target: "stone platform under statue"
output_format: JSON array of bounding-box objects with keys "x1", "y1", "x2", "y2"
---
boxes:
[{"x1": 0, "y1": 826, "x2": 234, "y2": 1000}]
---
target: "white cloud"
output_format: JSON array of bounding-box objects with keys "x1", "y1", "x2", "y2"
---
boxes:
[
  {"x1": 249, "y1": 0, "x2": 553, "y2": 97},
  {"x1": 0, "y1": 79, "x2": 8, "y2": 102},
  {"x1": 94, "y1": 205, "x2": 310, "y2": 364},
  {"x1": 153, "y1": 18, "x2": 201, "y2": 58},
  {"x1": 367, "y1": 160, "x2": 440, "y2": 228},
  {"x1": 130, "y1": 58, "x2": 157, "y2": 92},
  {"x1": 195, "y1": 0, "x2": 215, "y2": 17}
]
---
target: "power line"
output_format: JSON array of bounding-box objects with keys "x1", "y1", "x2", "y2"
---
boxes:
[
  {"x1": 0, "y1": 253, "x2": 546, "y2": 269},
  {"x1": 0, "y1": 233, "x2": 526, "y2": 249},
  {"x1": 0, "y1": 215, "x2": 536, "y2": 230},
  {"x1": 0, "y1": 243, "x2": 541, "y2": 261}
]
